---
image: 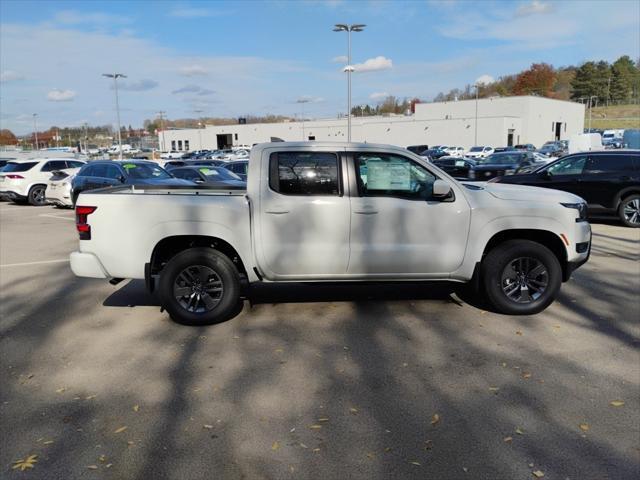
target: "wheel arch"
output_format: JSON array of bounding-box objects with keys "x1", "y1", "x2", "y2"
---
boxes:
[{"x1": 614, "y1": 187, "x2": 640, "y2": 208}]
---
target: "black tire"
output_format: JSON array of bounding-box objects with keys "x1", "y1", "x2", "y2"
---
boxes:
[
  {"x1": 158, "y1": 247, "x2": 241, "y2": 325},
  {"x1": 27, "y1": 184, "x2": 47, "y2": 206},
  {"x1": 482, "y1": 240, "x2": 561, "y2": 315},
  {"x1": 618, "y1": 194, "x2": 640, "y2": 228}
]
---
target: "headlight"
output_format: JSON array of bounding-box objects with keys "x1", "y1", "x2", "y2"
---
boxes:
[{"x1": 561, "y1": 202, "x2": 587, "y2": 221}]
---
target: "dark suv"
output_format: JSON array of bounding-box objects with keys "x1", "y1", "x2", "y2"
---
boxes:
[
  {"x1": 71, "y1": 160, "x2": 192, "y2": 204},
  {"x1": 492, "y1": 150, "x2": 640, "y2": 227}
]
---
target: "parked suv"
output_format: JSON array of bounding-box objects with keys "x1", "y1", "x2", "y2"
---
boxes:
[
  {"x1": 468, "y1": 151, "x2": 544, "y2": 180},
  {"x1": 492, "y1": 150, "x2": 640, "y2": 227},
  {"x1": 0, "y1": 158, "x2": 86, "y2": 205},
  {"x1": 71, "y1": 160, "x2": 192, "y2": 205}
]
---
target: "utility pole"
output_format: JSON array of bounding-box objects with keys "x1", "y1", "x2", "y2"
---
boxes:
[
  {"x1": 33, "y1": 114, "x2": 38, "y2": 150},
  {"x1": 194, "y1": 109, "x2": 203, "y2": 150},
  {"x1": 296, "y1": 98, "x2": 310, "y2": 141},
  {"x1": 606, "y1": 76, "x2": 612, "y2": 107},
  {"x1": 157, "y1": 111, "x2": 166, "y2": 151},
  {"x1": 102, "y1": 73, "x2": 126, "y2": 159},
  {"x1": 588, "y1": 95, "x2": 598, "y2": 132}
]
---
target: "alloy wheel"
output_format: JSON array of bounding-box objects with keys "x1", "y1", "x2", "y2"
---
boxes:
[
  {"x1": 501, "y1": 257, "x2": 549, "y2": 304},
  {"x1": 623, "y1": 198, "x2": 640, "y2": 225},
  {"x1": 173, "y1": 265, "x2": 224, "y2": 313},
  {"x1": 31, "y1": 187, "x2": 45, "y2": 205}
]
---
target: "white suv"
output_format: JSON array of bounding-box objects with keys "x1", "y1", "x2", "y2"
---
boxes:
[
  {"x1": 0, "y1": 158, "x2": 86, "y2": 206},
  {"x1": 466, "y1": 146, "x2": 494, "y2": 159}
]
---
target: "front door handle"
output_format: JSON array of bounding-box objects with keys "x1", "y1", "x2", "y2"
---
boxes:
[
  {"x1": 265, "y1": 206, "x2": 290, "y2": 214},
  {"x1": 354, "y1": 206, "x2": 379, "y2": 215}
]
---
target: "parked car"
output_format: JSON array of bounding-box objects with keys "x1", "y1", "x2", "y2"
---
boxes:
[
  {"x1": 71, "y1": 160, "x2": 192, "y2": 205},
  {"x1": 538, "y1": 142, "x2": 564, "y2": 157},
  {"x1": 431, "y1": 156, "x2": 476, "y2": 178},
  {"x1": 0, "y1": 158, "x2": 86, "y2": 205},
  {"x1": 491, "y1": 150, "x2": 640, "y2": 227},
  {"x1": 406, "y1": 145, "x2": 429, "y2": 155},
  {"x1": 223, "y1": 160, "x2": 249, "y2": 180},
  {"x1": 419, "y1": 148, "x2": 448, "y2": 160},
  {"x1": 468, "y1": 152, "x2": 543, "y2": 180},
  {"x1": 170, "y1": 166, "x2": 247, "y2": 188},
  {"x1": 0, "y1": 159, "x2": 9, "y2": 170},
  {"x1": 515, "y1": 144, "x2": 536, "y2": 151},
  {"x1": 46, "y1": 167, "x2": 84, "y2": 208},
  {"x1": 442, "y1": 146, "x2": 465, "y2": 157},
  {"x1": 160, "y1": 151, "x2": 185, "y2": 159},
  {"x1": 70, "y1": 142, "x2": 591, "y2": 325},
  {"x1": 465, "y1": 146, "x2": 494, "y2": 159}
]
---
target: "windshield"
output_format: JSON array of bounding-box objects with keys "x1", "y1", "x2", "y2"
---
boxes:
[
  {"x1": 3, "y1": 162, "x2": 38, "y2": 172},
  {"x1": 198, "y1": 167, "x2": 242, "y2": 181},
  {"x1": 122, "y1": 163, "x2": 171, "y2": 179},
  {"x1": 477, "y1": 153, "x2": 522, "y2": 165},
  {"x1": 469, "y1": 147, "x2": 483, "y2": 152},
  {"x1": 603, "y1": 133, "x2": 614, "y2": 138}
]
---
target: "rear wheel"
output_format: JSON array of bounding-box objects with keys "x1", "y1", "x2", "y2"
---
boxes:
[
  {"x1": 28, "y1": 185, "x2": 47, "y2": 206},
  {"x1": 618, "y1": 195, "x2": 640, "y2": 228},
  {"x1": 158, "y1": 247, "x2": 241, "y2": 325},
  {"x1": 482, "y1": 240, "x2": 561, "y2": 315}
]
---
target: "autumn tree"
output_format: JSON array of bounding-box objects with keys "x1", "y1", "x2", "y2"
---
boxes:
[
  {"x1": 0, "y1": 129, "x2": 18, "y2": 145},
  {"x1": 513, "y1": 63, "x2": 557, "y2": 97}
]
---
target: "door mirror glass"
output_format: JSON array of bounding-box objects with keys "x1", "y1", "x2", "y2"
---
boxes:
[
  {"x1": 193, "y1": 178, "x2": 205, "y2": 184},
  {"x1": 432, "y1": 179, "x2": 452, "y2": 197}
]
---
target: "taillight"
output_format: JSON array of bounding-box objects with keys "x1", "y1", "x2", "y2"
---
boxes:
[
  {"x1": 5, "y1": 174, "x2": 24, "y2": 179},
  {"x1": 76, "y1": 206, "x2": 97, "y2": 240}
]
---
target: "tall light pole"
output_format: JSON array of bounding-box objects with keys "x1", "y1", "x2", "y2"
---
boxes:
[
  {"x1": 333, "y1": 23, "x2": 366, "y2": 142},
  {"x1": 194, "y1": 109, "x2": 204, "y2": 150},
  {"x1": 32, "y1": 113, "x2": 38, "y2": 150},
  {"x1": 296, "y1": 98, "x2": 310, "y2": 140},
  {"x1": 102, "y1": 73, "x2": 126, "y2": 159},
  {"x1": 474, "y1": 84, "x2": 480, "y2": 146},
  {"x1": 157, "y1": 111, "x2": 166, "y2": 152},
  {"x1": 589, "y1": 95, "x2": 598, "y2": 132}
]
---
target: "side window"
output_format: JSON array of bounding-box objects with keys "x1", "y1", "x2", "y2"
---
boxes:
[
  {"x1": 269, "y1": 152, "x2": 340, "y2": 195},
  {"x1": 185, "y1": 140, "x2": 190, "y2": 151},
  {"x1": 91, "y1": 164, "x2": 109, "y2": 178},
  {"x1": 355, "y1": 153, "x2": 436, "y2": 200},
  {"x1": 104, "y1": 165, "x2": 122, "y2": 179},
  {"x1": 546, "y1": 155, "x2": 587, "y2": 176},
  {"x1": 80, "y1": 165, "x2": 95, "y2": 177},
  {"x1": 171, "y1": 141, "x2": 176, "y2": 150},
  {"x1": 41, "y1": 160, "x2": 67, "y2": 172},
  {"x1": 68, "y1": 161, "x2": 85, "y2": 168},
  {"x1": 585, "y1": 155, "x2": 635, "y2": 174},
  {"x1": 184, "y1": 170, "x2": 202, "y2": 181}
]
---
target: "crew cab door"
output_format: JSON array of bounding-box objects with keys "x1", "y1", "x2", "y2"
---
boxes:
[
  {"x1": 254, "y1": 148, "x2": 350, "y2": 279},
  {"x1": 347, "y1": 151, "x2": 471, "y2": 276}
]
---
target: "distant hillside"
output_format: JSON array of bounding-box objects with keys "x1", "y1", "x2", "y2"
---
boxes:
[{"x1": 586, "y1": 104, "x2": 640, "y2": 129}]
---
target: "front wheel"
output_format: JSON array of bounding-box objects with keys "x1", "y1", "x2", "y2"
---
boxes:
[
  {"x1": 158, "y1": 247, "x2": 241, "y2": 325},
  {"x1": 618, "y1": 195, "x2": 640, "y2": 228},
  {"x1": 482, "y1": 240, "x2": 561, "y2": 315}
]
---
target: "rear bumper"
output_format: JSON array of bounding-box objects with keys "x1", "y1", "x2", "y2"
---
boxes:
[{"x1": 69, "y1": 251, "x2": 109, "y2": 279}]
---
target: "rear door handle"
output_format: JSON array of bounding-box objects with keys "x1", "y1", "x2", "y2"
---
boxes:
[
  {"x1": 265, "y1": 206, "x2": 290, "y2": 214},
  {"x1": 354, "y1": 206, "x2": 379, "y2": 215}
]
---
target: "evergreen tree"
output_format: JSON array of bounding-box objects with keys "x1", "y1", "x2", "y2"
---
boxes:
[{"x1": 609, "y1": 55, "x2": 638, "y2": 102}]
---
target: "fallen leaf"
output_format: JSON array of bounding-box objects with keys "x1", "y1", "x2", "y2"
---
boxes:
[
  {"x1": 410, "y1": 461, "x2": 421, "y2": 466},
  {"x1": 489, "y1": 386, "x2": 500, "y2": 392},
  {"x1": 274, "y1": 348, "x2": 284, "y2": 354},
  {"x1": 349, "y1": 407, "x2": 359, "y2": 414},
  {"x1": 12, "y1": 454, "x2": 37, "y2": 471},
  {"x1": 43, "y1": 440, "x2": 54, "y2": 445},
  {"x1": 501, "y1": 362, "x2": 507, "y2": 367},
  {"x1": 299, "y1": 443, "x2": 308, "y2": 449},
  {"x1": 127, "y1": 441, "x2": 135, "y2": 446},
  {"x1": 402, "y1": 362, "x2": 409, "y2": 367},
  {"x1": 133, "y1": 405, "x2": 140, "y2": 412},
  {"x1": 289, "y1": 427, "x2": 296, "y2": 433},
  {"x1": 309, "y1": 424, "x2": 322, "y2": 429},
  {"x1": 366, "y1": 452, "x2": 375, "y2": 459},
  {"x1": 579, "y1": 423, "x2": 590, "y2": 432},
  {"x1": 99, "y1": 455, "x2": 107, "y2": 463},
  {"x1": 87, "y1": 465, "x2": 98, "y2": 470},
  {"x1": 312, "y1": 448, "x2": 321, "y2": 453},
  {"x1": 533, "y1": 470, "x2": 545, "y2": 478},
  {"x1": 105, "y1": 464, "x2": 113, "y2": 468},
  {"x1": 522, "y1": 372, "x2": 532, "y2": 379},
  {"x1": 272, "y1": 441, "x2": 280, "y2": 451},
  {"x1": 85, "y1": 395, "x2": 96, "y2": 400},
  {"x1": 515, "y1": 427, "x2": 524, "y2": 435},
  {"x1": 203, "y1": 425, "x2": 214, "y2": 429},
  {"x1": 317, "y1": 417, "x2": 329, "y2": 422},
  {"x1": 431, "y1": 413, "x2": 440, "y2": 426},
  {"x1": 610, "y1": 400, "x2": 625, "y2": 407},
  {"x1": 503, "y1": 436, "x2": 513, "y2": 442},
  {"x1": 56, "y1": 387, "x2": 66, "y2": 393},
  {"x1": 463, "y1": 467, "x2": 468, "y2": 472},
  {"x1": 289, "y1": 465, "x2": 295, "y2": 473},
  {"x1": 384, "y1": 447, "x2": 392, "y2": 452},
  {"x1": 114, "y1": 426, "x2": 128, "y2": 434},
  {"x1": 515, "y1": 331, "x2": 523, "y2": 336}
]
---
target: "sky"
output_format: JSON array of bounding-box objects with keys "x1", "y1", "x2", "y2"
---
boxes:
[{"x1": 1, "y1": 0, "x2": 639, "y2": 135}]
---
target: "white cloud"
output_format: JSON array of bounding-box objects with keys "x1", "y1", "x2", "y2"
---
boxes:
[
  {"x1": 179, "y1": 64, "x2": 208, "y2": 77},
  {"x1": 169, "y1": 7, "x2": 214, "y2": 18},
  {"x1": 475, "y1": 74, "x2": 495, "y2": 85},
  {"x1": 0, "y1": 70, "x2": 25, "y2": 83},
  {"x1": 172, "y1": 85, "x2": 215, "y2": 96},
  {"x1": 47, "y1": 89, "x2": 76, "y2": 102},
  {"x1": 115, "y1": 79, "x2": 159, "y2": 91},
  {"x1": 515, "y1": 1, "x2": 555, "y2": 17},
  {"x1": 332, "y1": 55, "x2": 348, "y2": 63},
  {"x1": 352, "y1": 56, "x2": 393, "y2": 73},
  {"x1": 369, "y1": 92, "x2": 390, "y2": 100},
  {"x1": 296, "y1": 96, "x2": 324, "y2": 103},
  {"x1": 53, "y1": 10, "x2": 131, "y2": 25}
]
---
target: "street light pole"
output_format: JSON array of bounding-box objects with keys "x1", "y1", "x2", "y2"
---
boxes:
[
  {"x1": 157, "y1": 111, "x2": 166, "y2": 152},
  {"x1": 296, "y1": 98, "x2": 310, "y2": 141},
  {"x1": 32, "y1": 113, "x2": 38, "y2": 151},
  {"x1": 333, "y1": 23, "x2": 366, "y2": 142},
  {"x1": 102, "y1": 73, "x2": 126, "y2": 159},
  {"x1": 474, "y1": 85, "x2": 479, "y2": 146},
  {"x1": 589, "y1": 95, "x2": 598, "y2": 132}
]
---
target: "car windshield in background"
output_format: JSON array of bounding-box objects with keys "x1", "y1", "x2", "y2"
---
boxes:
[
  {"x1": 477, "y1": 154, "x2": 522, "y2": 165},
  {"x1": 199, "y1": 167, "x2": 242, "y2": 181},
  {"x1": 469, "y1": 147, "x2": 484, "y2": 152},
  {"x1": 122, "y1": 163, "x2": 171, "y2": 179},
  {"x1": 3, "y1": 162, "x2": 38, "y2": 172}
]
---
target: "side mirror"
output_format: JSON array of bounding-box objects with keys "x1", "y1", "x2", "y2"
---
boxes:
[
  {"x1": 539, "y1": 170, "x2": 551, "y2": 179},
  {"x1": 118, "y1": 175, "x2": 126, "y2": 183},
  {"x1": 193, "y1": 178, "x2": 205, "y2": 184},
  {"x1": 432, "y1": 179, "x2": 452, "y2": 197}
]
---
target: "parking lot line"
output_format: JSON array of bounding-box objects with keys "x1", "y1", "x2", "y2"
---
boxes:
[
  {"x1": 39, "y1": 213, "x2": 75, "y2": 221},
  {"x1": 0, "y1": 258, "x2": 69, "y2": 268}
]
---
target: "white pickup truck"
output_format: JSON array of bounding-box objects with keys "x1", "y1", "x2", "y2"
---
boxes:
[{"x1": 70, "y1": 142, "x2": 591, "y2": 325}]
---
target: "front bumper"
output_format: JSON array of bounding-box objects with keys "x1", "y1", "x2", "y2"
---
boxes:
[
  {"x1": 70, "y1": 251, "x2": 109, "y2": 278},
  {"x1": 564, "y1": 225, "x2": 592, "y2": 281}
]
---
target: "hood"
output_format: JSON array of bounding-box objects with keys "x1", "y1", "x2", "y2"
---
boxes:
[{"x1": 480, "y1": 182, "x2": 585, "y2": 204}]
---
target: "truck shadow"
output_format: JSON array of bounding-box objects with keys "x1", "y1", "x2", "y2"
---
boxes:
[{"x1": 102, "y1": 279, "x2": 489, "y2": 313}]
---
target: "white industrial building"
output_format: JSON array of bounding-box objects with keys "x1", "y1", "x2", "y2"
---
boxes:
[{"x1": 159, "y1": 95, "x2": 585, "y2": 151}]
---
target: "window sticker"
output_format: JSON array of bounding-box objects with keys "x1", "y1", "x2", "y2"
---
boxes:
[
  {"x1": 455, "y1": 160, "x2": 466, "y2": 167},
  {"x1": 122, "y1": 164, "x2": 137, "y2": 170},
  {"x1": 367, "y1": 160, "x2": 411, "y2": 190}
]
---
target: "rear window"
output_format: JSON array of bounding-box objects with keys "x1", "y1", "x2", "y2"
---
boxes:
[
  {"x1": 3, "y1": 162, "x2": 37, "y2": 172},
  {"x1": 585, "y1": 155, "x2": 636, "y2": 173},
  {"x1": 269, "y1": 152, "x2": 340, "y2": 195}
]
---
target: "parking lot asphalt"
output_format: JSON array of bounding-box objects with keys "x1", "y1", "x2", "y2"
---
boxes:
[{"x1": 1, "y1": 202, "x2": 639, "y2": 480}]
